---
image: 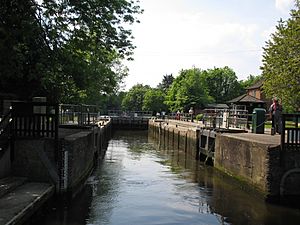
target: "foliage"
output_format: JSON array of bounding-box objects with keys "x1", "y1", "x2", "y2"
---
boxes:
[
  {"x1": 240, "y1": 74, "x2": 262, "y2": 89},
  {"x1": 157, "y1": 74, "x2": 174, "y2": 92},
  {"x1": 261, "y1": 5, "x2": 300, "y2": 111},
  {"x1": 142, "y1": 89, "x2": 167, "y2": 113},
  {"x1": 121, "y1": 84, "x2": 151, "y2": 111},
  {"x1": 165, "y1": 68, "x2": 213, "y2": 112},
  {"x1": 195, "y1": 113, "x2": 204, "y2": 121},
  {"x1": 0, "y1": 0, "x2": 49, "y2": 98},
  {"x1": 205, "y1": 66, "x2": 243, "y2": 103},
  {"x1": 0, "y1": 0, "x2": 142, "y2": 103}
]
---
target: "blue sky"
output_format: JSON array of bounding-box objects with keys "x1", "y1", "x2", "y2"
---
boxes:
[{"x1": 123, "y1": 0, "x2": 294, "y2": 90}]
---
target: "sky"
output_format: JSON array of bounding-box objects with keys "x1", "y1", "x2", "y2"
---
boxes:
[{"x1": 123, "y1": 0, "x2": 295, "y2": 90}]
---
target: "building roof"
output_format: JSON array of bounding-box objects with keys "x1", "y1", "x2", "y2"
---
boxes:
[
  {"x1": 227, "y1": 94, "x2": 265, "y2": 103},
  {"x1": 206, "y1": 103, "x2": 229, "y2": 109},
  {"x1": 245, "y1": 79, "x2": 264, "y2": 90}
]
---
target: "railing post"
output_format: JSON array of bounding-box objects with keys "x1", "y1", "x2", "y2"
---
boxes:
[{"x1": 281, "y1": 114, "x2": 286, "y2": 151}]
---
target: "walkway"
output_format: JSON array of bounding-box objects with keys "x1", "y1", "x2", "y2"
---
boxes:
[{"x1": 0, "y1": 177, "x2": 54, "y2": 225}]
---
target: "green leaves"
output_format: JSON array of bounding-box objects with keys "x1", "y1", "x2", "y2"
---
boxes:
[
  {"x1": 0, "y1": 0, "x2": 142, "y2": 103},
  {"x1": 165, "y1": 68, "x2": 213, "y2": 112},
  {"x1": 261, "y1": 6, "x2": 300, "y2": 111},
  {"x1": 121, "y1": 84, "x2": 151, "y2": 111},
  {"x1": 205, "y1": 66, "x2": 243, "y2": 103}
]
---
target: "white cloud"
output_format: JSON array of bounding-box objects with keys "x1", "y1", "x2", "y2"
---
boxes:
[
  {"x1": 275, "y1": 0, "x2": 294, "y2": 13},
  {"x1": 123, "y1": 0, "x2": 288, "y2": 90},
  {"x1": 124, "y1": 9, "x2": 262, "y2": 89}
]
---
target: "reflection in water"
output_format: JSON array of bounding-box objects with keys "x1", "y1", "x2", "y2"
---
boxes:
[{"x1": 37, "y1": 130, "x2": 300, "y2": 225}]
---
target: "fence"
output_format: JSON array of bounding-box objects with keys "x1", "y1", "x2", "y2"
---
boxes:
[
  {"x1": 203, "y1": 108, "x2": 248, "y2": 130},
  {"x1": 107, "y1": 110, "x2": 153, "y2": 118},
  {"x1": 281, "y1": 113, "x2": 300, "y2": 151},
  {"x1": 0, "y1": 109, "x2": 12, "y2": 156},
  {"x1": 11, "y1": 102, "x2": 59, "y2": 139},
  {"x1": 60, "y1": 104, "x2": 98, "y2": 126}
]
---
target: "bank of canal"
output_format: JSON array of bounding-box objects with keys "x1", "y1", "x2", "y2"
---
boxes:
[{"x1": 35, "y1": 130, "x2": 300, "y2": 225}]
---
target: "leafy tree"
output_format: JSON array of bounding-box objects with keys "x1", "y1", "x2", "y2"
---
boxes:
[
  {"x1": 0, "y1": 0, "x2": 142, "y2": 103},
  {"x1": 261, "y1": 3, "x2": 300, "y2": 111},
  {"x1": 165, "y1": 68, "x2": 213, "y2": 112},
  {"x1": 106, "y1": 91, "x2": 126, "y2": 111},
  {"x1": 204, "y1": 66, "x2": 243, "y2": 103},
  {"x1": 122, "y1": 84, "x2": 151, "y2": 111},
  {"x1": 142, "y1": 89, "x2": 167, "y2": 113},
  {"x1": 157, "y1": 74, "x2": 174, "y2": 92},
  {"x1": 0, "y1": 0, "x2": 50, "y2": 99},
  {"x1": 240, "y1": 74, "x2": 262, "y2": 89}
]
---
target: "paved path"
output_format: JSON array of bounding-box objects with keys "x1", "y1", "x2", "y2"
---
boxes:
[{"x1": 0, "y1": 177, "x2": 54, "y2": 225}]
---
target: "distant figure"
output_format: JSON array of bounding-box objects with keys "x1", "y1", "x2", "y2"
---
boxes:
[
  {"x1": 156, "y1": 112, "x2": 160, "y2": 119},
  {"x1": 161, "y1": 111, "x2": 166, "y2": 120},
  {"x1": 189, "y1": 107, "x2": 194, "y2": 122},
  {"x1": 176, "y1": 110, "x2": 180, "y2": 120},
  {"x1": 269, "y1": 97, "x2": 283, "y2": 134}
]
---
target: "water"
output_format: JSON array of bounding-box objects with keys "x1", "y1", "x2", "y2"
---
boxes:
[{"x1": 37, "y1": 130, "x2": 300, "y2": 225}]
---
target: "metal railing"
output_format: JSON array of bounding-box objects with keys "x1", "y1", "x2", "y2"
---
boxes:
[
  {"x1": 60, "y1": 104, "x2": 98, "y2": 126},
  {"x1": 281, "y1": 113, "x2": 300, "y2": 151},
  {"x1": 203, "y1": 108, "x2": 248, "y2": 130},
  {"x1": 0, "y1": 109, "x2": 12, "y2": 158},
  {"x1": 107, "y1": 110, "x2": 153, "y2": 118}
]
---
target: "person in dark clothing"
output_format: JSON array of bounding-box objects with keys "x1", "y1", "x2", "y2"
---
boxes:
[{"x1": 269, "y1": 97, "x2": 283, "y2": 134}]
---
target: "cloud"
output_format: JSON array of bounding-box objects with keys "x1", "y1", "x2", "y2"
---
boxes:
[
  {"x1": 123, "y1": 1, "x2": 271, "y2": 90},
  {"x1": 275, "y1": 0, "x2": 294, "y2": 13}
]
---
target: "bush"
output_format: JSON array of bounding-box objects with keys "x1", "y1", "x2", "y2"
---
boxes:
[{"x1": 195, "y1": 113, "x2": 204, "y2": 121}]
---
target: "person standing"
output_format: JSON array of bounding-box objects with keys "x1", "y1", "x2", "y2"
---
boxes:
[
  {"x1": 189, "y1": 107, "x2": 194, "y2": 122},
  {"x1": 269, "y1": 97, "x2": 283, "y2": 134}
]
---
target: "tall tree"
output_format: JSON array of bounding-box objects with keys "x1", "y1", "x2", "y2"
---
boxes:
[
  {"x1": 0, "y1": 0, "x2": 50, "y2": 98},
  {"x1": 0, "y1": 0, "x2": 142, "y2": 103},
  {"x1": 165, "y1": 68, "x2": 213, "y2": 112},
  {"x1": 121, "y1": 84, "x2": 151, "y2": 111},
  {"x1": 261, "y1": 3, "x2": 300, "y2": 111},
  {"x1": 240, "y1": 74, "x2": 262, "y2": 89},
  {"x1": 142, "y1": 89, "x2": 167, "y2": 113},
  {"x1": 204, "y1": 66, "x2": 243, "y2": 103},
  {"x1": 157, "y1": 74, "x2": 174, "y2": 92}
]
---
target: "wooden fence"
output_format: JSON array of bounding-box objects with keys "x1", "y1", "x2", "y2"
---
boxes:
[{"x1": 11, "y1": 102, "x2": 59, "y2": 139}]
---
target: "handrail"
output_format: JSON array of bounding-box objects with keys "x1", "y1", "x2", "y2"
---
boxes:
[
  {"x1": 0, "y1": 109, "x2": 13, "y2": 159},
  {"x1": 11, "y1": 102, "x2": 59, "y2": 139},
  {"x1": 0, "y1": 109, "x2": 12, "y2": 133},
  {"x1": 281, "y1": 113, "x2": 300, "y2": 151},
  {"x1": 59, "y1": 104, "x2": 99, "y2": 126}
]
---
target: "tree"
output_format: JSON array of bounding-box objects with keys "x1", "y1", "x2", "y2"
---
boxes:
[
  {"x1": 240, "y1": 74, "x2": 262, "y2": 89},
  {"x1": 157, "y1": 74, "x2": 174, "y2": 92},
  {"x1": 261, "y1": 4, "x2": 300, "y2": 111},
  {"x1": 121, "y1": 84, "x2": 151, "y2": 111},
  {"x1": 142, "y1": 89, "x2": 167, "y2": 113},
  {"x1": 165, "y1": 68, "x2": 213, "y2": 112},
  {"x1": 0, "y1": 0, "x2": 142, "y2": 103},
  {"x1": 0, "y1": 0, "x2": 50, "y2": 99},
  {"x1": 204, "y1": 67, "x2": 243, "y2": 103}
]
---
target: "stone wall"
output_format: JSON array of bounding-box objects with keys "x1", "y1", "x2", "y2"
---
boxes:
[
  {"x1": 0, "y1": 146, "x2": 11, "y2": 178},
  {"x1": 149, "y1": 120, "x2": 198, "y2": 159},
  {"x1": 63, "y1": 130, "x2": 95, "y2": 195},
  {"x1": 214, "y1": 134, "x2": 284, "y2": 197},
  {"x1": 12, "y1": 138, "x2": 58, "y2": 184},
  {"x1": 11, "y1": 121, "x2": 112, "y2": 197}
]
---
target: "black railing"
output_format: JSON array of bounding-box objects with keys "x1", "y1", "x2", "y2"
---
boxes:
[
  {"x1": 60, "y1": 104, "x2": 98, "y2": 126},
  {"x1": 11, "y1": 102, "x2": 59, "y2": 139},
  {"x1": 107, "y1": 110, "x2": 153, "y2": 118},
  {"x1": 281, "y1": 113, "x2": 300, "y2": 151},
  {"x1": 0, "y1": 109, "x2": 13, "y2": 159}
]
